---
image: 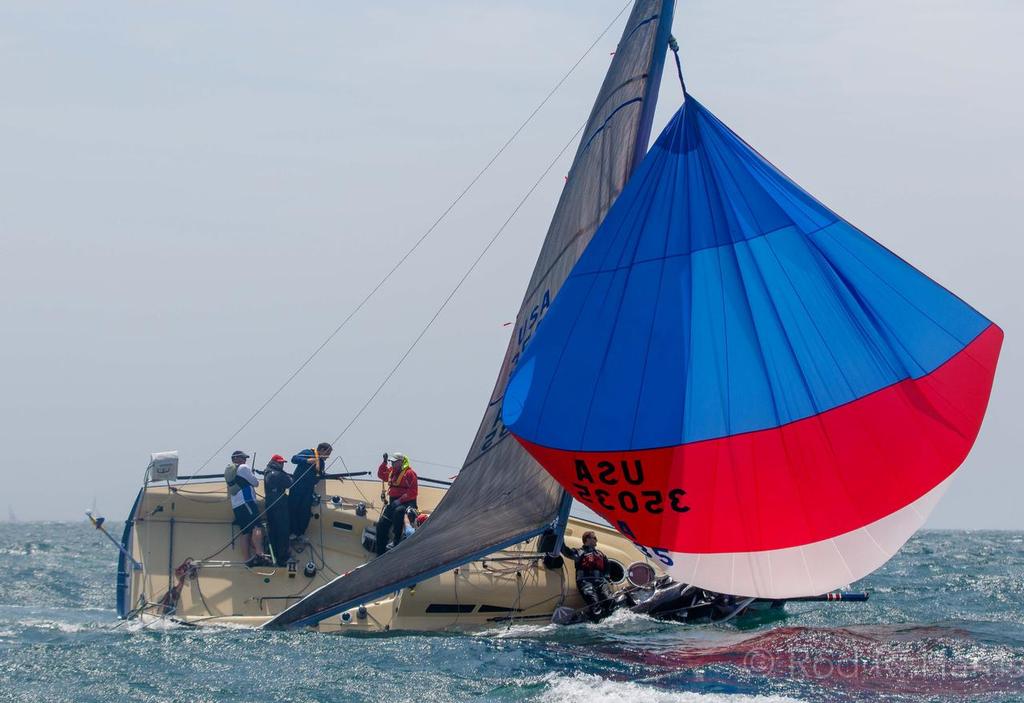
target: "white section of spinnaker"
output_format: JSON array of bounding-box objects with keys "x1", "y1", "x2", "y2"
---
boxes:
[{"x1": 666, "y1": 475, "x2": 953, "y2": 598}]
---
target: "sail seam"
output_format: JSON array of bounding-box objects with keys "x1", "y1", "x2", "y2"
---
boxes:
[
  {"x1": 569, "y1": 221, "x2": 832, "y2": 275},
  {"x1": 577, "y1": 97, "x2": 644, "y2": 156},
  {"x1": 515, "y1": 321, "x2": 994, "y2": 453},
  {"x1": 622, "y1": 14, "x2": 660, "y2": 44}
]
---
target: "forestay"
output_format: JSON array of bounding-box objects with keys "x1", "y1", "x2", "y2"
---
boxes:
[
  {"x1": 266, "y1": 0, "x2": 676, "y2": 629},
  {"x1": 504, "y1": 96, "x2": 1003, "y2": 599}
]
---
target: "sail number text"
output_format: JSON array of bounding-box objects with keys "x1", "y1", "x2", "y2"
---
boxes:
[{"x1": 571, "y1": 458, "x2": 689, "y2": 515}]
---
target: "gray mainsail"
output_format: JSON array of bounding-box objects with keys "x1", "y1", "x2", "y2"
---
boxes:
[{"x1": 266, "y1": 0, "x2": 675, "y2": 629}]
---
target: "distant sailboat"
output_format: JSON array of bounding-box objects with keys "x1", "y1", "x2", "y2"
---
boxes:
[{"x1": 6, "y1": 506, "x2": 16, "y2": 523}]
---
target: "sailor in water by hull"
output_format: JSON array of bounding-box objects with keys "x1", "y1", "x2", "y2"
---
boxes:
[{"x1": 561, "y1": 530, "x2": 615, "y2": 622}]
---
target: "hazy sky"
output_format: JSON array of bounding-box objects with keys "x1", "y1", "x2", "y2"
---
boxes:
[{"x1": 1, "y1": 1, "x2": 1021, "y2": 527}]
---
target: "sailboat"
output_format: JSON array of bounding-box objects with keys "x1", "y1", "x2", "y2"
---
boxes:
[{"x1": 115, "y1": 0, "x2": 999, "y2": 632}]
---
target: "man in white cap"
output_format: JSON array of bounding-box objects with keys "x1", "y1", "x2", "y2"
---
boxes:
[
  {"x1": 225, "y1": 450, "x2": 269, "y2": 566},
  {"x1": 375, "y1": 451, "x2": 419, "y2": 556}
]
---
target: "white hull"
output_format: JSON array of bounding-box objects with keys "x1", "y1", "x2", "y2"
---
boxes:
[{"x1": 120, "y1": 477, "x2": 659, "y2": 632}]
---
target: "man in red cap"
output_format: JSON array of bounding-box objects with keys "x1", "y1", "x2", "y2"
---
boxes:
[{"x1": 263, "y1": 454, "x2": 293, "y2": 566}]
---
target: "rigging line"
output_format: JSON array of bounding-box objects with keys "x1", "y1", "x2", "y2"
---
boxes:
[
  {"x1": 180, "y1": 0, "x2": 635, "y2": 484},
  {"x1": 329, "y1": 452, "x2": 382, "y2": 506},
  {"x1": 411, "y1": 458, "x2": 461, "y2": 471},
  {"x1": 164, "y1": 9, "x2": 624, "y2": 566},
  {"x1": 668, "y1": 35, "x2": 687, "y2": 94},
  {"x1": 326, "y1": 121, "x2": 588, "y2": 458}
]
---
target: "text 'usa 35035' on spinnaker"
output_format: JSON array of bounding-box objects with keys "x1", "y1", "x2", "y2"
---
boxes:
[{"x1": 93, "y1": 0, "x2": 999, "y2": 633}]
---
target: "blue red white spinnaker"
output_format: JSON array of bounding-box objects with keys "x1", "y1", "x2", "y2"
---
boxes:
[{"x1": 503, "y1": 97, "x2": 1001, "y2": 598}]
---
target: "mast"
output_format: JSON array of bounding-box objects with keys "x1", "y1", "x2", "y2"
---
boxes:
[
  {"x1": 630, "y1": 0, "x2": 676, "y2": 173},
  {"x1": 549, "y1": 0, "x2": 677, "y2": 558},
  {"x1": 266, "y1": 0, "x2": 677, "y2": 630}
]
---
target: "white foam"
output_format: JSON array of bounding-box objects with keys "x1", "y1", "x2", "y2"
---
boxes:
[
  {"x1": 123, "y1": 616, "x2": 186, "y2": 632},
  {"x1": 22, "y1": 619, "x2": 91, "y2": 633},
  {"x1": 478, "y1": 621, "x2": 560, "y2": 639},
  {"x1": 580, "y1": 608, "x2": 649, "y2": 627},
  {"x1": 543, "y1": 674, "x2": 803, "y2": 703},
  {"x1": 478, "y1": 604, "x2": 660, "y2": 639}
]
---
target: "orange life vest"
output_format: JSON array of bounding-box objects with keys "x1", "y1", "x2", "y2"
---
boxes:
[{"x1": 578, "y1": 549, "x2": 607, "y2": 573}]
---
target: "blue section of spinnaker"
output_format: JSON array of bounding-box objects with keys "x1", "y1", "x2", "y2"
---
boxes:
[{"x1": 504, "y1": 97, "x2": 990, "y2": 452}]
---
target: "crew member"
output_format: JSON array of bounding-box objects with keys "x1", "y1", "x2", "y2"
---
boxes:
[
  {"x1": 375, "y1": 451, "x2": 418, "y2": 555},
  {"x1": 263, "y1": 454, "x2": 293, "y2": 566},
  {"x1": 561, "y1": 530, "x2": 615, "y2": 622},
  {"x1": 224, "y1": 450, "x2": 269, "y2": 566},
  {"x1": 404, "y1": 511, "x2": 429, "y2": 538},
  {"x1": 402, "y1": 509, "x2": 419, "y2": 540},
  {"x1": 289, "y1": 442, "x2": 332, "y2": 538}
]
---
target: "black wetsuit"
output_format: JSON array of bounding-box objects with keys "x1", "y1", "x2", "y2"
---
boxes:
[
  {"x1": 561, "y1": 544, "x2": 615, "y2": 622},
  {"x1": 264, "y1": 466, "x2": 293, "y2": 566}
]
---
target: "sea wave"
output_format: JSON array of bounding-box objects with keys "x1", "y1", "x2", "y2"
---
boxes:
[
  {"x1": 540, "y1": 673, "x2": 801, "y2": 703},
  {"x1": 2, "y1": 524, "x2": 1023, "y2": 702}
]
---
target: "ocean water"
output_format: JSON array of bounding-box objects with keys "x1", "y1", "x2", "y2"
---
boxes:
[{"x1": 1, "y1": 523, "x2": 1022, "y2": 702}]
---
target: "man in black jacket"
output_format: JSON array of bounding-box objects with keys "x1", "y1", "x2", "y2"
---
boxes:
[{"x1": 561, "y1": 530, "x2": 615, "y2": 622}]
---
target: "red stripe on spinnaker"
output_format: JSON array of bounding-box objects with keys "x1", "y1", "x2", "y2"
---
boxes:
[{"x1": 515, "y1": 323, "x2": 1002, "y2": 553}]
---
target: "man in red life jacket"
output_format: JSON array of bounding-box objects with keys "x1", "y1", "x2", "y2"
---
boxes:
[
  {"x1": 561, "y1": 530, "x2": 615, "y2": 621},
  {"x1": 375, "y1": 451, "x2": 418, "y2": 556}
]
